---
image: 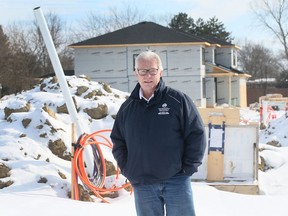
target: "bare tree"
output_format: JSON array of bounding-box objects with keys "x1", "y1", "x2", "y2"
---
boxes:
[
  {"x1": 251, "y1": 0, "x2": 288, "y2": 60},
  {"x1": 70, "y1": 12, "x2": 108, "y2": 41},
  {"x1": 1, "y1": 11, "x2": 72, "y2": 95},
  {"x1": 4, "y1": 23, "x2": 41, "y2": 94},
  {"x1": 107, "y1": 4, "x2": 144, "y2": 30},
  {"x1": 0, "y1": 25, "x2": 11, "y2": 73},
  {"x1": 30, "y1": 11, "x2": 68, "y2": 75},
  {"x1": 71, "y1": 4, "x2": 148, "y2": 42},
  {"x1": 238, "y1": 40, "x2": 282, "y2": 93},
  {"x1": 0, "y1": 25, "x2": 13, "y2": 95}
]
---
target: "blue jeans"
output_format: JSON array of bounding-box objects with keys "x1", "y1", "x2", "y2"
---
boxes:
[{"x1": 133, "y1": 174, "x2": 196, "y2": 216}]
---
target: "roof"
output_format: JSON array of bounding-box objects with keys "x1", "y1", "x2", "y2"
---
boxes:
[
  {"x1": 197, "y1": 34, "x2": 235, "y2": 47},
  {"x1": 70, "y1": 21, "x2": 209, "y2": 47},
  {"x1": 205, "y1": 63, "x2": 251, "y2": 78}
]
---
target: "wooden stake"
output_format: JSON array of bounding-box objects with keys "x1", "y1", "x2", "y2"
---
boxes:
[{"x1": 71, "y1": 123, "x2": 77, "y2": 200}]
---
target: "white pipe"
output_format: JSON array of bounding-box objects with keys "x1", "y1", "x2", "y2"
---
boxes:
[
  {"x1": 33, "y1": 7, "x2": 84, "y2": 137},
  {"x1": 33, "y1": 7, "x2": 96, "y2": 177}
]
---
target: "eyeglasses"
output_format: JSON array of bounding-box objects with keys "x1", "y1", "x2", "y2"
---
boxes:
[{"x1": 137, "y1": 68, "x2": 159, "y2": 76}]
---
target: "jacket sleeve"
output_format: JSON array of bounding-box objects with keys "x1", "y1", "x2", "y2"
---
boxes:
[
  {"x1": 110, "y1": 110, "x2": 128, "y2": 171},
  {"x1": 181, "y1": 94, "x2": 206, "y2": 175}
]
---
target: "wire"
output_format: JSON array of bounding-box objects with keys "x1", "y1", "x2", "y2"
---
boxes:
[{"x1": 71, "y1": 129, "x2": 131, "y2": 203}]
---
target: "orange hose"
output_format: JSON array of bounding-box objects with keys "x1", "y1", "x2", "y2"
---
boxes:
[{"x1": 72, "y1": 129, "x2": 131, "y2": 203}]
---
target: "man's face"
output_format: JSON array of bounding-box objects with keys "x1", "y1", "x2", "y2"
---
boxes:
[{"x1": 135, "y1": 59, "x2": 162, "y2": 95}]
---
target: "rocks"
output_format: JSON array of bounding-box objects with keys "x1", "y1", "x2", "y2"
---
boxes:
[
  {"x1": 76, "y1": 86, "x2": 89, "y2": 96},
  {"x1": 77, "y1": 184, "x2": 94, "y2": 202},
  {"x1": 4, "y1": 103, "x2": 31, "y2": 120},
  {"x1": 102, "y1": 82, "x2": 112, "y2": 93},
  {"x1": 0, "y1": 163, "x2": 10, "y2": 178},
  {"x1": 266, "y1": 140, "x2": 281, "y2": 147},
  {"x1": 57, "y1": 97, "x2": 78, "y2": 114},
  {"x1": 42, "y1": 104, "x2": 56, "y2": 119},
  {"x1": 38, "y1": 177, "x2": 48, "y2": 183},
  {"x1": 0, "y1": 163, "x2": 13, "y2": 189},
  {"x1": 48, "y1": 139, "x2": 72, "y2": 161},
  {"x1": 105, "y1": 159, "x2": 116, "y2": 176},
  {"x1": 83, "y1": 104, "x2": 108, "y2": 120},
  {"x1": 22, "y1": 118, "x2": 32, "y2": 128},
  {"x1": 0, "y1": 180, "x2": 13, "y2": 189}
]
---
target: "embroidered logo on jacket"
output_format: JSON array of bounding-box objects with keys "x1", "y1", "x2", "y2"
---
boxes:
[{"x1": 158, "y1": 103, "x2": 170, "y2": 115}]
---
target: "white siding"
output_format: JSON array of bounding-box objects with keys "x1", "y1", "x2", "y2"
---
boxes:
[
  {"x1": 231, "y1": 77, "x2": 240, "y2": 106},
  {"x1": 230, "y1": 77, "x2": 247, "y2": 107},
  {"x1": 205, "y1": 77, "x2": 216, "y2": 107},
  {"x1": 74, "y1": 45, "x2": 208, "y2": 107},
  {"x1": 216, "y1": 77, "x2": 230, "y2": 105},
  {"x1": 74, "y1": 47, "x2": 127, "y2": 78},
  {"x1": 215, "y1": 47, "x2": 232, "y2": 68},
  {"x1": 128, "y1": 75, "x2": 138, "y2": 93},
  {"x1": 204, "y1": 47, "x2": 215, "y2": 64},
  {"x1": 165, "y1": 76, "x2": 201, "y2": 97}
]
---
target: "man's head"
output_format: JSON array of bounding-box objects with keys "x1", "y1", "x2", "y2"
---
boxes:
[{"x1": 134, "y1": 51, "x2": 163, "y2": 98}]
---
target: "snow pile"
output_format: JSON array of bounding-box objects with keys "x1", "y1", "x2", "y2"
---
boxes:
[
  {"x1": 0, "y1": 75, "x2": 288, "y2": 216},
  {"x1": 0, "y1": 76, "x2": 129, "y2": 200}
]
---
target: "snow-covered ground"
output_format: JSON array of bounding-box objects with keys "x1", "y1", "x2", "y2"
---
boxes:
[{"x1": 0, "y1": 76, "x2": 288, "y2": 216}]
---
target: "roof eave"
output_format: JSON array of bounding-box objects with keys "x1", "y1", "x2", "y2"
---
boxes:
[
  {"x1": 205, "y1": 63, "x2": 251, "y2": 77},
  {"x1": 69, "y1": 42, "x2": 211, "y2": 49}
]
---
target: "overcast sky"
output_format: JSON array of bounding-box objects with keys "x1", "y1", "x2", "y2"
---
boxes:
[{"x1": 0, "y1": 0, "x2": 281, "y2": 49}]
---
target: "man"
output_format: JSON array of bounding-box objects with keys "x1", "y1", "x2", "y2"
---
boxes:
[{"x1": 110, "y1": 50, "x2": 206, "y2": 216}]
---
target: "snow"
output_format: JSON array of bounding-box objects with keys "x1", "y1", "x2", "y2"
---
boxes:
[{"x1": 1, "y1": 76, "x2": 288, "y2": 216}]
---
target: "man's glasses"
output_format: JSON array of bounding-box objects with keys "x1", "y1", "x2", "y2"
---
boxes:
[{"x1": 137, "y1": 68, "x2": 159, "y2": 76}]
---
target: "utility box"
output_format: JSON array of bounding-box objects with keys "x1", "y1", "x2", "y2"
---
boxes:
[{"x1": 194, "y1": 107, "x2": 259, "y2": 195}]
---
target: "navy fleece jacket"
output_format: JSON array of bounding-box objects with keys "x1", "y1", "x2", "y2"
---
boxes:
[{"x1": 110, "y1": 78, "x2": 206, "y2": 185}]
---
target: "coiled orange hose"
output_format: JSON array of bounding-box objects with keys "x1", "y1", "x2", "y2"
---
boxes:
[{"x1": 71, "y1": 129, "x2": 131, "y2": 203}]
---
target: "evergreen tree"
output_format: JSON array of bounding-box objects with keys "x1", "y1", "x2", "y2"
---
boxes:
[
  {"x1": 169, "y1": 12, "x2": 193, "y2": 33},
  {"x1": 169, "y1": 13, "x2": 234, "y2": 42}
]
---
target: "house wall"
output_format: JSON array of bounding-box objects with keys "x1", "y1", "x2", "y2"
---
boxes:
[
  {"x1": 231, "y1": 77, "x2": 247, "y2": 107},
  {"x1": 205, "y1": 77, "x2": 216, "y2": 107},
  {"x1": 74, "y1": 44, "x2": 245, "y2": 108},
  {"x1": 204, "y1": 47, "x2": 215, "y2": 64},
  {"x1": 74, "y1": 45, "x2": 207, "y2": 107},
  {"x1": 214, "y1": 77, "x2": 247, "y2": 107},
  {"x1": 74, "y1": 47, "x2": 128, "y2": 79},
  {"x1": 216, "y1": 77, "x2": 230, "y2": 105},
  {"x1": 215, "y1": 47, "x2": 237, "y2": 68}
]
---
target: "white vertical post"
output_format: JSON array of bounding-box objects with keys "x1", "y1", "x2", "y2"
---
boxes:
[
  {"x1": 33, "y1": 7, "x2": 84, "y2": 137},
  {"x1": 33, "y1": 7, "x2": 96, "y2": 180}
]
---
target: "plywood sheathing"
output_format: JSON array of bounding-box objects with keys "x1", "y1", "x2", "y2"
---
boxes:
[
  {"x1": 198, "y1": 107, "x2": 240, "y2": 125},
  {"x1": 207, "y1": 151, "x2": 224, "y2": 181}
]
